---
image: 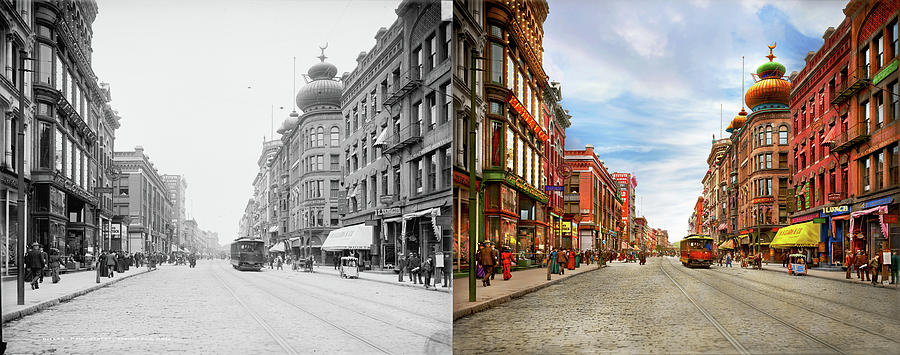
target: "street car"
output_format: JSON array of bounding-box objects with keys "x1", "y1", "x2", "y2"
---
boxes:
[
  {"x1": 231, "y1": 238, "x2": 265, "y2": 271},
  {"x1": 680, "y1": 234, "x2": 714, "y2": 268}
]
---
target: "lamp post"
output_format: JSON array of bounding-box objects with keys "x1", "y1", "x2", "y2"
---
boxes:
[
  {"x1": 468, "y1": 48, "x2": 483, "y2": 302},
  {"x1": 16, "y1": 50, "x2": 34, "y2": 305}
]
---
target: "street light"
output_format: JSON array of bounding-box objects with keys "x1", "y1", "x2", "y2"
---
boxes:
[
  {"x1": 468, "y1": 49, "x2": 485, "y2": 302},
  {"x1": 16, "y1": 50, "x2": 35, "y2": 306}
]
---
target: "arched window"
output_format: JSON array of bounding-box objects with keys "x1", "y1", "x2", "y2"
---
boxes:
[
  {"x1": 765, "y1": 126, "x2": 772, "y2": 145},
  {"x1": 779, "y1": 126, "x2": 788, "y2": 144},
  {"x1": 331, "y1": 127, "x2": 340, "y2": 146},
  {"x1": 317, "y1": 127, "x2": 325, "y2": 146},
  {"x1": 309, "y1": 129, "x2": 315, "y2": 147}
]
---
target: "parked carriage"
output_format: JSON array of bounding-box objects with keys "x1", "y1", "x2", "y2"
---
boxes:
[{"x1": 680, "y1": 234, "x2": 714, "y2": 268}]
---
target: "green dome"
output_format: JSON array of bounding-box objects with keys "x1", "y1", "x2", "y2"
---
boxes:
[{"x1": 757, "y1": 61, "x2": 786, "y2": 79}]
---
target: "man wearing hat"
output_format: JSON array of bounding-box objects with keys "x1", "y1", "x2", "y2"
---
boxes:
[
  {"x1": 478, "y1": 241, "x2": 496, "y2": 286},
  {"x1": 24, "y1": 243, "x2": 45, "y2": 290}
]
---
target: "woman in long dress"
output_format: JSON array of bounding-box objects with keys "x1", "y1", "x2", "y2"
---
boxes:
[
  {"x1": 567, "y1": 249, "x2": 576, "y2": 270},
  {"x1": 549, "y1": 250, "x2": 559, "y2": 274},
  {"x1": 500, "y1": 248, "x2": 512, "y2": 280}
]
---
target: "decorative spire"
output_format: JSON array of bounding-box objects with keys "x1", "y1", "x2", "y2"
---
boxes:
[
  {"x1": 765, "y1": 42, "x2": 777, "y2": 62},
  {"x1": 317, "y1": 43, "x2": 328, "y2": 62}
]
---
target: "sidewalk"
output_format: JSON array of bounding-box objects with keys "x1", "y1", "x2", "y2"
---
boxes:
[
  {"x1": 1, "y1": 264, "x2": 154, "y2": 323},
  {"x1": 453, "y1": 262, "x2": 604, "y2": 320},
  {"x1": 759, "y1": 263, "x2": 898, "y2": 289},
  {"x1": 282, "y1": 264, "x2": 451, "y2": 293}
]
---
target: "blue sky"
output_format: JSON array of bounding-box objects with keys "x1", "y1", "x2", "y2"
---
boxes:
[{"x1": 543, "y1": 0, "x2": 847, "y2": 241}]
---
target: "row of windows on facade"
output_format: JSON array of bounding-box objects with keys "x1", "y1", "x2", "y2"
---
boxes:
[
  {"x1": 346, "y1": 146, "x2": 452, "y2": 214},
  {"x1": 345, "y1": 83, "x2": 451, "y2": 148},
  {"x1": 790, "y1": 144, "x2": 898, "y2": 211},
  {"x1": 289, "y1": 206, "x2": 340, "y2": 229},
  {"x1": 488, "y1": 24, "x2": 543, "y2": 122},
  {"x1": 792, "y1": 80, "x2": 898, "y2": 172},
  {"x1": 797, "y1": 80, "x2": 898, "y2": 140},
  {"x1": 858, "y1": 20, "x2": 898, "y2": 78},
  {"x1": 485, "y1": 111, "x2": 546, "y2": 189}
]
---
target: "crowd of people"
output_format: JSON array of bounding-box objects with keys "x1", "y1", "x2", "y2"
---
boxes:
[{"x1": 846, "y1": 249, "x2": 899, "y2": 286}]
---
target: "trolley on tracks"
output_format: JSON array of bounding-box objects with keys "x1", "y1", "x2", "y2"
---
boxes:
[
  {"x1": 680, "y1": 234, "x2": 714, "y2": 268},
  {"x1": 231, "y1": 238, "x2": 265, "y2": 271}
]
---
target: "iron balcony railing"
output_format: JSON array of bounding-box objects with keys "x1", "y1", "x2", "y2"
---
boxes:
[{"x1": 831, "y1": 65, "x2": 870, "y2": 106}]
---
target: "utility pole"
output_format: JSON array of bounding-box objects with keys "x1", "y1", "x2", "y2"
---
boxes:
[
  {"x1": 16, "y1": 49, "x2": 29, "y2": 305},
  {"x1": 468, "y1": 48, "x2": 479, "y2": 302}
]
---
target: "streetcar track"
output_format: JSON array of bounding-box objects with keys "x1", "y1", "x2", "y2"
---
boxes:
[
  {"x1": 662, "y1": 259, "x2": 847, "y2": 355},
  {"x1": 705, "y1": 265, "x2": 900, "y2": 323},
  {"x1": 658, "y1": 261, "x2": 751, "y2": 355},
  {"x1": 234, "y1": 265, "x2": 450, "y2": 347},
  {"x1": 696, "y1": 265, "x2": 900, "y2": 344},
  {"x1": 211, "y1": 269, "x2": 300, "y2": 355},
  {"x1": 218, "y1": 263, "x2": 393, "y2": 354}
]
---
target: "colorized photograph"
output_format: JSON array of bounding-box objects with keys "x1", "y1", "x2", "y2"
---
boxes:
[
  {"x1": 452, "y1": 0, "x2": 899, "y2": 353},
  {"x1": 1, "y1": 0, "x2": 452, "y2": 354}
]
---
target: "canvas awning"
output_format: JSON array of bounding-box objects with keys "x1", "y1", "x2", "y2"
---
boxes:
[
  {"x1": 770, "y1": 221, "x2": 820, "y2": 249},
  {"x1": 321, "y1": 223, "x2": 374, "y2": 251},
  {"x1": 718, "y1": 223, "x2": 727, "y2": 230},
  {"x1": 268, "y1": 225, "x2": 279, "y2": 233},
  {"x1": 289, "y1": 237, "x2": 302, "y2": 248},
  {"x1": 373, "y1": 128, "x2": 388, "y2": 147},
  {"x1": 269, "y1": 242, "x2": 285, "y2": 253},
  {"x1": 823, "y1": 124, "x2": 838, "y2": 145},
  {"x1": 719, "y1": 239, "x2": 734, "y2": 250}
]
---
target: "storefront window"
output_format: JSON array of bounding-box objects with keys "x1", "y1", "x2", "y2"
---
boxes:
[
  {"x1": 486, "y1": 184, "x2": 500, "y2": 210},
  {"x1": 505, "y1": 127, "x2": 515, "y2": 172},
  {"x1": 501, "y1": 184, "x2": 517, "y2": 214},
  {"x1": 516, "y1": 136, "x2": 524, "y2": 178},
  {"x1": 506, "y1": 54, "x2": 514, "y2": 91},
  {"x1": 490, "y1": 120, "x2": 502, "y2": 167},
  {"x1": 524, "y1": 145, "x2": 531, "y2": 185},
  {"x1": 489, "y1": 42, "x2": 504, "y2": 84},
  {"x1": 486, "y1": 216, "x2": 500, "y2": 244},
  {"x1": 38, "y1": 123, "x2": 52, "y2": 168}
]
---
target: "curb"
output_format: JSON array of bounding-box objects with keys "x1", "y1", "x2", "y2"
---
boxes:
[
  {"x1": 453, "y1": 265, "x2": 605, "y2": 321},
  {"x1": 1, "y1": 268, "x2": 154, "y2": 324},
  {"x1": 757, "y1": 265, "x2": 898, "y2": 289}
]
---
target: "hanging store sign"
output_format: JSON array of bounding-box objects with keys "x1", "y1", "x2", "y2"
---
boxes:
[
  {"x1": 863, "y1": 197, "x2": 892, "y2": 209},
  {"x1": 752, "y1": 197, "x2": 774, "y2": 204},
  {"x1": 506, "y1": 93, "x2": 548, "y2": 141},
  {"x1": 374, "y1": 208, "x2": 401, "y2": 217},
  {"x1": 544, "y1": 185, "x2": 564, "y2": 192},
  {"x1": 562, "y1": 221, "x2": 571, "y2": 234},
  {"x1": 821, "y1": 205, "x2": 850, "y2": 216},
  {"x1": 505, "y1": 174, "x2": 548, "y2": 202},
  {"x1": 110, "y1": 224, "x2": 122, "y2": 239},
  {"x1": 872, "y1": 59, "x2": 898, "y2": 85}
]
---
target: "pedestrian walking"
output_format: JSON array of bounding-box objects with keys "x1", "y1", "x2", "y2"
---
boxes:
[
  {"x1": 441, "y1": 252, "x2": 451, "y2": 288},
  {"x1": 409, "y1": 253, "x2": 421, "y2": 284},
  {"x1": 39, "y1": 247, "x2": 48, "y2": 284},
  {"x1": 725, "y1": 252, "x2": 732, "y2": 267},
  {"x1": 422, "y1": 256, "x2": 434, "y2": 289},
  {"x1": 501, "y1": 247, "x2": 514, "y2": 280},
  {"x1": 106, "y1": 250, "x2": 118, "y2": 277},
  {"x1": 116, "y1": 252, "x2": 125, "y2": 274},
  {"x1": 846, "y1": 251, "x2": 853, "y2": 279},
  {"x1": 48, "y1": 248, "x2": 62, "y2": 284},
  {"x1": 549, "y1": 249, "x2": 559, "y2": 275},
  {"x1": 491, "y1": 245, "x2": 499, "y2": 281},
  {"x1": 567, "y1": 249, "x2": 576, "y2": 270},
  {"x1": 478, "y1": 242, "x2": 496, "y2": 286},
  {"x1": 855, "y1": 250, "x2": 869, "y2": 281},
  {"x1": 557, "y1": 249, "x2": 567, "y2": 275},
  {"x1": 890, "y1": 251, "x2": 898, "y2": 285},
  {"x1": 397, "y1": 254, "x2": 406, "y2": 282},
  {"x1": 276, "y1": 255, "x2": 283, "y2": 270},
  {"x1": 870, "y1": 252, "x2": 882, "y2": 287},
  {"x1": 24, "y1": 243, "x2": 45, "y2": 290}
]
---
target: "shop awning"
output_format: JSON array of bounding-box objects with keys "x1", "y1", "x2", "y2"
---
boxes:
[
  {"x1": 269, "y1": 242, "x2": 285, "y2": 253},
  {"x1": 322, "y1": 223, "x2": 374, "y2": 251},
  {"x1": 718, "y1": 223, "x2": 727, "y2": 230},
  {"x1": 770, "y1": 221, "x2": 820, "y2": 249},
  {"x1": 289, "y1": 237, "x2": 302, "y2": 248},
  {"x1": 268, "y1": 225, "x2": 279, "y2": 233},
  {"x1": 719, "y1": 239, "x2": 734, "y2": 250},
  {"x1": 373, "y1": 128, "x2": 388, "y2": 147},
  {"x1": 823, "y1": 125, "x2": 838, "y2": 146}
]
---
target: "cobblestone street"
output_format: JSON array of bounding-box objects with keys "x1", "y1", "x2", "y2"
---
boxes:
[
  {"x1": 2, "y1": 260, "x2": 450, "y2": 354},
  {"x1": 453, "y1": 257, "x2": 900, "y2": 354}
]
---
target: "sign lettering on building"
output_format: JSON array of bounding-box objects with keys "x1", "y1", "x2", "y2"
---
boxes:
[
  {"x1": 863, "y1": 197, "x2": 892, "y2": 209},
  {"x1": 821, "y1": 205, "x2": 849, "y2": 216},
  {"x1": 505, "y1": 174, "x2": 548, "y2": 202},
  {"x1": 374, "y1": 208, "x2": 401, "y2": 216},
  {"x1": 506, "y1": 93, "x2": 548, "y2": 141}
]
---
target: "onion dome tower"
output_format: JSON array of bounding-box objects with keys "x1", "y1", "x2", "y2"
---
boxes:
[
  {"x1": 744, "y1": 43, "x2": 790, "y2": 112},
  {"x1": 725, "y1": 107, "x2": 748, "y2": 134},
  {"x1": 295, "y1": 48, "x2": 342, "y2": 113},
  {"x1": 276, "y1": 110, "x2": 300, "y2": 134}
]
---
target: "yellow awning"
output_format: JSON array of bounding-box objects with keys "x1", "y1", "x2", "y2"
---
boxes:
[
  {"x1": 718, "y1": 239, "x2": 734, "y2": 250},
  {"x1": 770, "y1": 221, "x2": 820, "y2": 249}
]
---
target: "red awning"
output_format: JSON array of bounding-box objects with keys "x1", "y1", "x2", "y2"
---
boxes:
[{"x1": 823, "y1": 125, "x2": 838, "y2": 145}]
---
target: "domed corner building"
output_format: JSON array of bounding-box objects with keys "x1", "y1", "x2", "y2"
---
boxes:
[
  {"x1": 728, "y1": 44, "x2": 797, "y2": 264},
  {"x1": 278, "y1": 51, "x2": 346, "y2": 265}
]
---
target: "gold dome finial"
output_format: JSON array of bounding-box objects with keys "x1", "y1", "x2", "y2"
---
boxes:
[
  {"x1": 317, "y1": 42, "x2": 329, "y2": 62},
  {"x1": 766, "y1": 42, "x2": 777, "y2": 62}
]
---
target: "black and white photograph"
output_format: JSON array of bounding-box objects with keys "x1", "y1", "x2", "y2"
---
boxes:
[{"x1": 0, "y1": 0, "x2": 453, "y2": 354}]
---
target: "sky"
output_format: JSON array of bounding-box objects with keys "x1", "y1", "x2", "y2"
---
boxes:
[
  {"x1": 91, "y1": 0, "x2": 403, "y2": 246},
  {"x1": 543, "y1": 0, "x2": 848, "y2": 242}
]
